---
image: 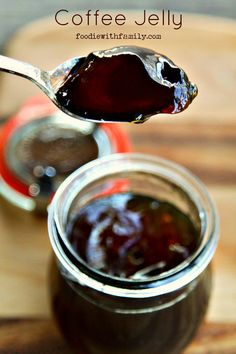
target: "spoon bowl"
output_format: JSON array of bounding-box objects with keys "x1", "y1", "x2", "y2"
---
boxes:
[{"x1": 0, "y1": 46, "x2": 198, "y2": 124}]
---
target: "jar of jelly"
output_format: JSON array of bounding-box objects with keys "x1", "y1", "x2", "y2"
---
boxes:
[
  {"x1": 48, "y1": 153, "x2": 219, "y2": 354},
  {"x1": 0, "y1": 96, "x2": 130, "y2": 213}
]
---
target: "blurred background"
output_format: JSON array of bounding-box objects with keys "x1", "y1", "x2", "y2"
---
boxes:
[
  {"x1": 0, "y1": 0, "x2": 236, "y2": 51},
  {"x1": 0, "y1": 1, "x2": 236, "y2": 353},
  {"x1": 0, "y1": 0, "x2": 236, "y2": 119}
]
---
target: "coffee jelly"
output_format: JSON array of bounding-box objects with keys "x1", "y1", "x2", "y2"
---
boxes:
[
  {"x1": 56, "y1": 46, "x2": 198, "y2": 123},
  {"x1": 67, "y1": 193, "x2": 199, "y2": 279}
]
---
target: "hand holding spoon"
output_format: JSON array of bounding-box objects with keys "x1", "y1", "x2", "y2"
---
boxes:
[{"x1": 0, "y1": 46, "x2": 198, "y2": 123}]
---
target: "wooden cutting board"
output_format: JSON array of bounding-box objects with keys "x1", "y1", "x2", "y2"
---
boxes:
[{"x1": 0, "y1": 12, "x2": 236, "y2": 353}]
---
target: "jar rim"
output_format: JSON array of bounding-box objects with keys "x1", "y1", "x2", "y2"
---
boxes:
[{"x1": 48, "y1": 153, "x2": 219, "y2": 298}]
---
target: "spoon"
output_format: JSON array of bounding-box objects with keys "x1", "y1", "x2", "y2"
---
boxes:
[
  {"x1": 0, "y1": 54, "x2": 95, "y2": 130},
  {"x1": 0, "y1": 47, "x2": 198, "y2": 124},
  {"x1": 0, "y1": 54, "x2": 78, "y2": 106}
]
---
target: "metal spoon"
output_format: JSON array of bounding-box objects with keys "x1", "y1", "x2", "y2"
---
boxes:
[
  {"x1": 0, "y1": 54, "x2": 95, "y2": 133},
  {"x1": 0, "y1": 48, "x2": 197, "y2": 125}
]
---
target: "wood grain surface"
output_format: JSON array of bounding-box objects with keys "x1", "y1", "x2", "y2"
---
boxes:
[
  {"x1": 0, "y1": 12, "x2": 236, "y2": 353},
  {"x1": 0, "y1": 319, "x2": 236, "y2": 354}
]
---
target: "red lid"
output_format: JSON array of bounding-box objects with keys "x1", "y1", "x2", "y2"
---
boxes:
[{"x1": 0, "y1": 95, "x2": 131, "y2": 199}]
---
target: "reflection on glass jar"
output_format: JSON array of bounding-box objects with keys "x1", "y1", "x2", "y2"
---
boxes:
[{"x1": 48, "y1": 153, "x2": 219, "y2": 354}]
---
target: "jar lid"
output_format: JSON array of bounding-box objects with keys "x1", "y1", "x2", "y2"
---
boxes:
[{"x1": 0, "y1": 96, "x2": 131, "y2": 212}]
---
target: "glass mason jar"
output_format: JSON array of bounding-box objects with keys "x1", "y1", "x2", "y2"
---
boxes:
[
  {"x1": 48, "y1": 153, "x2": 219, "y2": 354},
  {"x1": 0, "y1": 96, "x2": 131, "y2": 213}
]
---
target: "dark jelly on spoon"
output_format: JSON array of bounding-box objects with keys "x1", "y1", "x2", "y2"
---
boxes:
[{"x1": 56, "y1": 46, "x2": 198, "y2": 123}]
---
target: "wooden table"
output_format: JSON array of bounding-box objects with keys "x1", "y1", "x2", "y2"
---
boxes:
[{"x1": 0, "y1": 13, "x2": 236, "y2": 353}]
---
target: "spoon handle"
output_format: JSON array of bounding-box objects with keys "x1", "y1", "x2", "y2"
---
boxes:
[{"x1": 0, "y1": 54, "x2": 52, "y2": 97}]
